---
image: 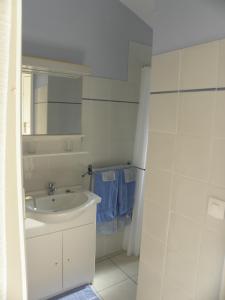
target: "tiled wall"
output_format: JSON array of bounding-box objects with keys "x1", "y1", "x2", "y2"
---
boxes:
[
  {"x1": 82, "y1": 77, "x2": 138, "y2": 169},
  {"x1": 137, "y1": 40, "x2": 225, "y2": 300},
  {"x1": 23, "y1": 77, "x2": 138, "y2": 193},
  {"x1": 82, "y1": 77, "x2": 138, "y2": 259}
]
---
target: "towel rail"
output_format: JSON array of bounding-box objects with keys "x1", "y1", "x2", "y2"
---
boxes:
[{"x1": 81, "y1": 163, "x2": 145, "y2": 178}]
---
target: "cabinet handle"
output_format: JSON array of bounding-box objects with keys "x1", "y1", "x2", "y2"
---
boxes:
[
  {"x1": 67, "y1": 258, "x2": 71, "y2": 262},
  {"x1": 54, "y1": 262, "x2": 59, "y2": 266}
]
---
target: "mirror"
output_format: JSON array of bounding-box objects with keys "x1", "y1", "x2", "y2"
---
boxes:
[{"x1": 22, "y1": 70, "x2": 82, "y2": 135}]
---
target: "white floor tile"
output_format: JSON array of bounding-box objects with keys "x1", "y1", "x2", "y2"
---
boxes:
[
  {"x1": 93, "y1": 259, "x2": 127, "y2": 292},
  {"x1": 99, "y1": 279, "x2": 137, "y2": 300},
  {"x1": 111, "y1": 253, "x2": 139, "y2": 277}
]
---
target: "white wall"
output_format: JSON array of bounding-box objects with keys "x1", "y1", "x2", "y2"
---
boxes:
[{"x1": 138, "y1": 39, "x2": 225, "y2": 300}]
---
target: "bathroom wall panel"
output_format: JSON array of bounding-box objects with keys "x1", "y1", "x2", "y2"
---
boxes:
[
  {"x1": 218, "y1": 39, "x2": 225, "y2": 88},
  {"x1": 180, "y1": 41, "x2": 219, "y2": 90},
  {"x1": 149, "y1": 93, "x2": 178, "y2": 133},
  {"x1": 138, "y1": 39, "x2": 225, "y2": 300},
  {"x1": 213, "y1": 91, "x2": 225, "y2": 138},
  {"x1": 151, "y1": 51, "x2": 180, "y2": 92}
]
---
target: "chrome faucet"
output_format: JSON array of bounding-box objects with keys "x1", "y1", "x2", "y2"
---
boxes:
[{"x1": 48, "y1": 182, "x2": 56, "y2": 195}]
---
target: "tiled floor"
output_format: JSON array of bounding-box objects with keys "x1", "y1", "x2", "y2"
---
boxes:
[{"x1": 93, "y1": 253, "x2": 139, "y2": 300}]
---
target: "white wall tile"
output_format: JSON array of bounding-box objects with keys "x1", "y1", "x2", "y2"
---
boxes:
[
  {"x1": 144, "y1": 169, "x2": 172, "y2": 211},
  {"x1": 149, "y1": 93, "x2": 178, "y2": 133},
  {"x1": 151, "y1": 51, "x2": 180, "y2": 92},
  {"x1": 148, "y1": 132, "x2": 175, "y2": 171},
  {"x1": 175, "y1": 135, "x2": 211, "y2": 181},
  {"x1": 164, "y1": 250, "x2": 197, "y2": 297},
  {"x1": 178, "y1": 92, "x2": 214, "y2": 136},
  {"x1": 162, "y1": 279, "x2": 194, "y2": 300},
  {"x1": 196, "y1": 230, "x2": 225, "y2": 300},
  {"x1": 218, "y1": 39, "x2": 225, "y2": 87},
  {"x1": 172, "y1": 175, "x2": 208, "y2": 223},
  {"x1": 180, "y1": 42, "x2": 219, "y2": 89},
  {"x1": 213, "y1": 91, "x2": 225, "y2": 138},
  {"x1": 180, "y1": 41, "x2": 219, "y2": 90},
  {"x1": 168, "y1": 214, "x2": 202, "y2": 262},
  {"x1": 139, "y1": 41, "x2": 225, "y2": 300},
  {"x1": 140, "y1": 234, "x2": 165, "y2": 278},
  {"x1": 137, "y1": 261, "x2": 162, "y2": 300},
  {"x1": 142, "y1": 201, "x2": 169, "y2": 243},
  {"x1": 211, "y1": 139, "x2": 225, "y2": 187},
  {"x1": 206, "y1": 185, "x2": 225, "y2": 234},
  {"x1": 82, "y1": 76, "x2": 111, "y2": 100},
  {"x1": 82, "y1": 76, "x2": 138, "y2": 102}
]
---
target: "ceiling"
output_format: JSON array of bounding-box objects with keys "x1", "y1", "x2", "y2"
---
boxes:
[
  {"x1": 119, "y1": 0, "x2": 156, "y2": 27},
  {"x1": 120, "y1": 0, "x2": 225, "y2": 54}
]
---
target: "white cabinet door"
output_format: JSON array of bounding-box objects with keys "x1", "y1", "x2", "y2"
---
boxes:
[
  {"x1": 63, "y1": 224, "x2": 95, "y2": 290},
  {"x1": 26, "y1": 232, "x2": 62, "y2": 300}
]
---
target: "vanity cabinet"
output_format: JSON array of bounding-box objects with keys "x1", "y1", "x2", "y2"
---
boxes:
[
  {"x1": 63, "y1": 225, "x2": 95, "y2": 290},
  {"x1": 26, "y1": 223, "x2": 96, "y2": 300},
  {"x1": 26, "y1": 232, "x2": 62, "y2": 300}
]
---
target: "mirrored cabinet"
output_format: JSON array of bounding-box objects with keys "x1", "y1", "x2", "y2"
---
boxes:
[{"x1": 22, "y1": 56, "x2": 91, "y2": 136}]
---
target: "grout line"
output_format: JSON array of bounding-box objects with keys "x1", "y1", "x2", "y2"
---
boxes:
[
  {"x1": 151, "y1": 90, "x2": 179, "y2": 95},
  {"x1": 151, "y1": 87, "x2": 218, "y2": 95},
  {"x1": 82, "y1": 97, "x2": 139, "y2": 104},
  {"x1": 35, "y1": 101, "x2": 82, "y2": 105},
  {"x1": 95, "y1": 250, "x2": 125, "y2": 264},
  {"x1": 109, "y1": 256, "x2": 139, "y2": 285},
  {"x1": 159, "y1": 50, "x2": 182, "y2": 300},
  {"x1": 96, "y1": 276, "x2": 128, "y2": 293},
  {"x1": 193, "y1": 45, "x2": 221, "y2": 300}
]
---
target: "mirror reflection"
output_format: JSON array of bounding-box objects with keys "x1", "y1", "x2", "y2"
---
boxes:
[{"x1": 22, "y1": 71, "x2": 82, "y2": 135}]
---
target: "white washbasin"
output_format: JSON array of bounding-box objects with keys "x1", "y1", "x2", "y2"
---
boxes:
[{"x1": 26, "y1": 190, "x2": 100, "y2": 224}]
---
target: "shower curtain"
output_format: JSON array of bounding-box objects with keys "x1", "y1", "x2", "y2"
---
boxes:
[
  {"x1": 123, "y1": 67, "x2": 151, "y2": 256},
  {"x1": 0, "y1": 0, "x2": 26, "y2": 299}
]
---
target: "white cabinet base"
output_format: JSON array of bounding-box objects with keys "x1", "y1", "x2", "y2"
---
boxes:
[
  {"x1": 63, "y1": 224, "x2": 95, "y2": 290},
  {"x1": 26, "y1": 214, "x2": 97, "y2": 300},
  {"x1": 26, "y1": 233, "x2": 62, "y2": 300}
]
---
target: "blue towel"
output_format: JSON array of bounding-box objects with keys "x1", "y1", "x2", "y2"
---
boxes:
[
  {"x1": 93, "y1": 170, "x2": 119, "y2": 224},
  {"x1": 118, "y1": 168, "x2": 136, "y2": 217}
]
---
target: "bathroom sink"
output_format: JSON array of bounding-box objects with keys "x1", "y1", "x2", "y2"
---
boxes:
[{"x1": 26, "y1": 190, "x2": 101, "y2": 223}]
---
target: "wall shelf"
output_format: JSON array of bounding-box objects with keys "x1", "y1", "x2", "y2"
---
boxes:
[{"x1": 23, "y1": 151, "x2": 88, "y2": 159}]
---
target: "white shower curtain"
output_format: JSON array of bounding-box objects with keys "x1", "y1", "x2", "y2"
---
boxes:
[
  {"x1": 123, "y1": 67, "x2": 151, "y2": 256},
  {"x1": 0, "y1": 1, "x2": 26, "y2": 299}
]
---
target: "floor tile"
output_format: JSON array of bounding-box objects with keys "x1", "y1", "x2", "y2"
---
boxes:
[
  {"x1": 111, "y1": 253, "x2": 139, "y2": 277},
  {"x1": 99, "y1": 279, "x2": 137, "y2": 300},
  {"x1": 93, "y1": 259, "x2": 127, "y2": 292}
]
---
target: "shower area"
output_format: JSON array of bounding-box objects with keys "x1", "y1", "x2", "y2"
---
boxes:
[{"x1": 80, "y1": 43, "x2": 152, "y2": 261}]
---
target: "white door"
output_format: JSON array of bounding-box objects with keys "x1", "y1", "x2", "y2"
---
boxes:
[
  {"x1": 26, "y1": 232, "x2": 62, "y2": 300},
  {"x1": 63, "y1": 224, "x2": 95, "y2": 290}
]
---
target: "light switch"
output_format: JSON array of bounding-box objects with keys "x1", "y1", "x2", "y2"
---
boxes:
[{"x1": 208, "y1": 197, "x2": 225, "y2": 220}]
